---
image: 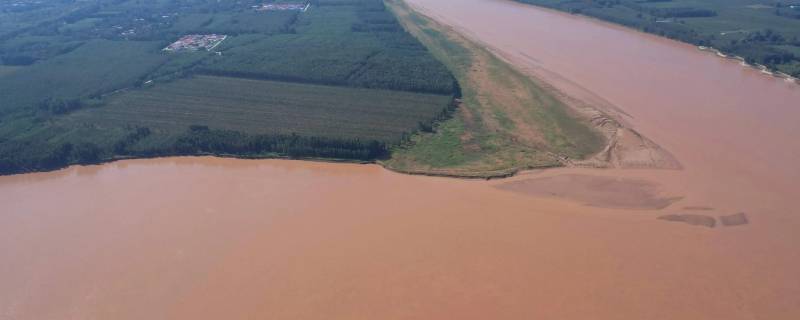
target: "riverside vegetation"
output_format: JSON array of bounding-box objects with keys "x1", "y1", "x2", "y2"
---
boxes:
[{"x1": 514, "y1": 0, "x2": 800, "y2": 78}]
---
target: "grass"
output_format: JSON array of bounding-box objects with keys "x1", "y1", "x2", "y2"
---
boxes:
[
  {"x1": 394, "y1": 118, "x2": 473, "y2": 168},
  {"x1": 64, "y1": 75, "x2": 453, "y2": 143},
  {"x1": 382, "y1": 0, "x2": 604, "y2": 178}
]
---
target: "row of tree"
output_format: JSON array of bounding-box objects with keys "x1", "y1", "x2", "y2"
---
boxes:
[
  {"x1": 165, "y1": 126, "x2": 388, "y2": 160},
  {"x1": 0, "y1": 126, "x2": 389, "y2": 175}
]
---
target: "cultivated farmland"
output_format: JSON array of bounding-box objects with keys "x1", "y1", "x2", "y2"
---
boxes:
[{"x1": 66, "y1": 75, "x2": 454, "y2": 143}]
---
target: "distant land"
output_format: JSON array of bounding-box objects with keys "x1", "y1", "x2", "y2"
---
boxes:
[{"x1": 514, "y1": 0, "x2": 800, "y2": 78}]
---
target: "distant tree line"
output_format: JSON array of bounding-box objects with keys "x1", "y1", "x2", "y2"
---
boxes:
[
  {"x1": 167, "y1": 125, "x2": 388, "y2": 160},
  {"x1": 513, "y1": 0, "x2": 800, "y2": 77},
  {"x1": 0, "y1": 126, "x2": 388, "y2": 175}
]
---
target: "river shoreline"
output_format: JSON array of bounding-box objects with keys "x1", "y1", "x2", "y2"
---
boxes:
[
  {"x1": 697, "y1": 46, "x2": 799, "y2": 83},
  {"x1": 0, "y1": 153, "x2": 373, "y2": 177},
  {"x1": 510, "y1": 0, "x2": 800, "y2": 85},
  {"x1": 0, "y1": 153, "x2": 541, "y2": 180}
]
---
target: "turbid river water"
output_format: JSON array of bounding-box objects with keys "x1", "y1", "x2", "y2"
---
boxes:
[{"x1": 2, "y1": 0, "x2": 800, "y2": 319}]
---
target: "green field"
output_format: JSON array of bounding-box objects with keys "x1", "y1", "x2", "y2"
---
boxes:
[
  {"x1": 65, "y1": 75, "x2": 453, "y2": 143},
  {"x1": 515, "y1": 0, "x2": 800, "y2": 77}
]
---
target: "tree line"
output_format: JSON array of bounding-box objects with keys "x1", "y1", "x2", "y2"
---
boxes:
[{"x1": 0, "y1": 126, "x2": 388, "y2": 175}]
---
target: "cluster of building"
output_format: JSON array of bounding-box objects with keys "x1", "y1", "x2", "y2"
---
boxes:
[
  {"x1": 163, "y1": 34, "x2": 227, "y2": 52},
  {"x1": 253, "y1": 2, "x2": 309, "y2": 12}
]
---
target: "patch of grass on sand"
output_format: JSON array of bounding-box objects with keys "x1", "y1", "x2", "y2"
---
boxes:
[
  {"x1": 383, "y1": 0, "x2": 604, "y2": 178},
  {"x1": 394, "y1": 118, "x2": 471, "y2": 168}
]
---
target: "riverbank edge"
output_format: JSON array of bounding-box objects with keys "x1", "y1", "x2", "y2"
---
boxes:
[
  {"x1": 511, "y1": 1, "x2": 799, "y2": 85},
  {"x1": 379, "y1": 161, "x2": 564, "y2": 180},
  {"x1": 0, "y1": 152, "x2": 541, "y2": 180},
  {"x1": 696, "y1": 46, "x2": 799, "y2": 83},
  {"x1": 0, "y1": 153, "x2": 372, "y2": 177}
]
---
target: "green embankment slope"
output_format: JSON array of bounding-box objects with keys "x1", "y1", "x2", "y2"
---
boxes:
[{"x1": 383, "y1": 0, "x2": 604, "y2": 178}]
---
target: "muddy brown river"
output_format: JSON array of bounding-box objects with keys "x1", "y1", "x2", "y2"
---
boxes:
[{"x1": 2, "y1": 0, "x2": 800, "y2": 319}]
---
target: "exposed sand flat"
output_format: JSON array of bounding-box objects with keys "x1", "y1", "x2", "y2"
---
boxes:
[{"x1": 2, "y1": 0, "x2": 800, "y2": 319}]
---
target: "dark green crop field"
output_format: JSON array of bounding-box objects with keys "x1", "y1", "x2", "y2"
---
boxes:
[
  {"x1": 66, "y1": 75, "x2": 453, "y2": 143},
  {"x1": 515, "y1": 0, "x2": 800, "y2": 77},
  {"x1": 0, "y1": 0, "x2": 458, "y2": 174}
]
